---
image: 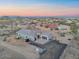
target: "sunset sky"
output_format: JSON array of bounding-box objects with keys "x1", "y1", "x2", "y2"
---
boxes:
[{"x1": 0, "y1": 0, "x2": 79, "y2": 16}]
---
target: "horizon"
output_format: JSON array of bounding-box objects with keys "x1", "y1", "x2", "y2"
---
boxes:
[
  {"x1": 0, "y1": 16, "x2": 79, "y2": 19},
  {"x1": 0, "y1": 0, "x2": 79, "y2": 16}
]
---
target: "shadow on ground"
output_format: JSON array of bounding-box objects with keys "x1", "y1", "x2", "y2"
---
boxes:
[{"x1": 40, "y1": 40, "x2": 67, "y2": 59}]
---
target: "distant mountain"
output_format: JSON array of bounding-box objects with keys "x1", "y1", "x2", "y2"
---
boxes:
[{"x1": 0, "y1": 16, "x2": 79, "y2": 19}]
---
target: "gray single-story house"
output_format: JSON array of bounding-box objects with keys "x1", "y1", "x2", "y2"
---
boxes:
[
  {"x1": 16, "y1": 29, "x2": 37, "y2": 41},
  {"x1": 40, "y1": 31, "x2": 53, "y2": 41},
  {"x1": 16, "y1": 29, "x2": 53, "y2": 42}
]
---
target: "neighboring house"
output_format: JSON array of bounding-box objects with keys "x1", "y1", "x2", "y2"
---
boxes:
[
  {"x1": 58, "y1": 25, "x2": 71, "y2": 33},
  {"x1": 47, "y1": 24, "x2": 58, "y2": 30}
]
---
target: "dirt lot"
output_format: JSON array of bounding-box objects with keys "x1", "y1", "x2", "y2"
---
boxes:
[
  {"x1": 0, "y1": 36, "x2": 40, "y2": 59},
  {"x1": 60, "y1": 46, "x2": 79, "y2": 59},
  {"x1": 0, "y1": 45, "x2": 26, "y2": 59},
  {"x1": 6, "y1": 35, "x2": 27, "y2": 47}
]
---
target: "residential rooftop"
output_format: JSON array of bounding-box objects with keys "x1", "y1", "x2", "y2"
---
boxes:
[{"x1": 16, "y1": 29, "x2": 53, "y2": 45}]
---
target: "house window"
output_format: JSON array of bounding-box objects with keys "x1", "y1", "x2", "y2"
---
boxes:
[
  {"x1": 37, "y1": 35, "x2": 40, "y2": 39},
  {"x1": 26, "y1": 36, "x2": 27, "y2": 38},
  {"x1": 42, "y1": 36, "x2": 47, "y2": 40},
  {"x1": 25, "y1": 39, "x2": 30, "y2": 42},
  {"x1": 35, "y1": 38, "x2": 36, "y2": 41}
]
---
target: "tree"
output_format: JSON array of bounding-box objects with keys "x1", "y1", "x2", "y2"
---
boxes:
[
  {"x1": 70, "y1": 21, "x2": 78, "y2": 34},
  {"x1": 0, "y1": 16, "x2": 10, "y2": 20}
]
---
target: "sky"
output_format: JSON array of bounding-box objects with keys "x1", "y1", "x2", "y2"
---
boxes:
[{"x1": 0, "y1": 0, "x2": 79, "y2": 16}]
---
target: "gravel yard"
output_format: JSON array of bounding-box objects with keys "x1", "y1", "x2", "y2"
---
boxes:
[
  {"x1": 60, "y1": 38, "x2": 79, "y2": 59},
  {"x1": 0, "y1": 36, "x2": 40, "y2": 59},
  {"x1": 0, "y1": 45, "x2": 26, "y2": 59},
  {"x1": 60, "y1": 46, "x2": 79, "y2": 59}
]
